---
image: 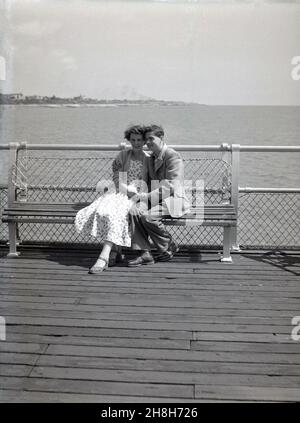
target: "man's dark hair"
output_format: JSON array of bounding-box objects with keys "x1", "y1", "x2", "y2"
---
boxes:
[{"x1": 144, "y1": 124, "x2": 164, "y2": 139}]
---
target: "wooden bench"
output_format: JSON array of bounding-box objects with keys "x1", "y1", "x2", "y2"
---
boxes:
[{"x1": 2, "y1": 143, "x2": 239, "y2": 262}]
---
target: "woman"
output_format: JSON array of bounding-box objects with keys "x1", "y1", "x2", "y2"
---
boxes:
[{"x1": 75, "y1": 124, "x2": 149, "y2": 273}]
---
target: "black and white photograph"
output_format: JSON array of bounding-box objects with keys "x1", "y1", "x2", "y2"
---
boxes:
[{"x1": 0, "y1": 0, "x2": 299, "y2": 405}]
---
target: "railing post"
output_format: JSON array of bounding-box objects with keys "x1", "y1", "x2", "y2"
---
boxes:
[
  {"x1": 221, "y1": 143, "x2": 231, "y2": 203},
  {"x1": 7, "y1": 143, "x2": 20, "y2": 257},
  {"x1": 231, "y1": 144, "x2": 240, "y2": 251},
  {"x1": 7, "y1": 143, "x2": 19, "y2": 206},
  {"x1": 18, "y1": 142, "x2": 28, "y2": 202}
]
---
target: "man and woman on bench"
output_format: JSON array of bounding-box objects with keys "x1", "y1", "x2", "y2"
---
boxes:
[{"x1": 75, "y1": 124, "x2": 190, "y2": 274}]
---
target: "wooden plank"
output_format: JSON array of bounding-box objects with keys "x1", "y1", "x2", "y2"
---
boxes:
[
  {"x1": 0, "y1": 364, "x2": 32, "y2": 377},
  {"x1": 36, "y1": 354, "x2": 300, "y2": 377},
  {"x1": 3, "y1": 217, "x2": 74, "y2": 224},
  {"x1": 24, "y1": 377, "x2": 194, "y2": 399},
  {"x1": 45, "y1": 345, "x2": 300, "y2": 365},
  {"x1": 190, "y1": 340, "x2": 300, "y2": 354},
  {"x1": 0, "y1": 342, "x2": 48, "y2": 355},
  {"x1": 4, "y1": 333, "x2": 191, "y2": 350},
  {"x1": 0, "y1": 306, "x2": 295, "y2": 327},
  {"x1": 3, "y1": 214, "x2": 236, "y2": 224},
  {"x1": 194, "y1": 385, "x2": 300, "y2": 402},
  {"x1": 4, "y1": 324, "x2": 295, "y2": 344},
  {"x1": 2, "y1": 267, "x2": 298, "y2": 281},
  {"x1": 9, "y1": 201, "x2": 86, "y2": 208},
  {"x1": 2, "y1": 270, "x2": 297, "y2": 283},
  {"x1": 6, "y1": 262, "x2": 296, "y2": 273},
  {"x1": 1, "y1": 299, "x2": 297, "y2": 318},
  {"x1": 0, "y1": 295, "x2": 77, "y2": 304},
  {"x1": 30, "y1": 366, "x2": 300, "y2": 388},
  {"x1": 2, "y1": 290, "x2": 300, "y2": 311},
  {"x1": 2, "y1": 270, "x2": 299, "y2": 285},
  {"x1": 4, "y1": 210, "x2": 235, "y2": 220},
  {"x1": 7, "y1": 202, "x2": 233, "y2": 209},
  {"x1": 0, "y1": 253, "x2": 295, "y2": 267},
  {"x1": 1, "y1": 259, "x2": 298, "y2": 277},
  {"x1": 3, "y1": 316, "x2": 295, "y2": 334},
  {"x1": 192, "y1": 332, "x2": 294, "y2": 344},
  {"x1": 2, "y1": 255, "x2": 289, "y2": 268},
  {"x1": 4, "y1": 325, "x2": 193, "y2": 340},
  {"x1": 2, "y1": 281, "x2": 300, "y2": 301},
  {"x1": 2, "y1": 260, "x2": 297, "y2": 274},
  {"x1": 2, "y1": 274, "x2": 298, "y2": 287},
  {"x1": 2, "y1": 274, "x2": 292, "y2": 288},
  {"x1": 6, "y1": 332, "x2": 297, "y2": 353},
  {"x1": 4, "y1": 210, "x2": 78, "y2": 216},
  {"x1": 2, "y1": 275, "x2": 300, "y2": 293},
  {"x1": 5, "y1": 204, "x2": 236, "y2": 213},
  {"x1": 0, "y1": 377, "x2": 28, "y2": 391},
  {"x1": 4, "y1": 268, "x2": 298, "y2": 282},
  {"x1": 0, "y1": 353, "x2": 39, "y2": 366},
  {"x1": 0, "y1": 390, "x2": 201, "y2": 403}
]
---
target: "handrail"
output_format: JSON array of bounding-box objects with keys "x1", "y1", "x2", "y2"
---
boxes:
[
  {"x1": 239, "y1": 146, "x2": 300, "y2": 152},
  {"x1": 239, "y1": 187, "x2": 300, "y2": 193},
  {"x1": 1, "y1": 143, "x2": 300, "y2": 152},
  {"x1": 0, "y1": 183, "x2": 299, "y2": 193},
  {"x1": 4, "y1": 142, "x2": 232, "y2": 151}
]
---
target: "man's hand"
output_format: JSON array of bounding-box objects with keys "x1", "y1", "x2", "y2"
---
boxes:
[{"x1": 129, "y1": 203, "x2": 144, "y2": 217}]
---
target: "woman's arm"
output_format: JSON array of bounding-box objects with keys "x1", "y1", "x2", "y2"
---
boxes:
[
  {"x1": 112, "y1": 152, "x2": 137, "y2": 196},
  {"x1": 112, "y1": 155, "x2": 122, "y2": 190}
]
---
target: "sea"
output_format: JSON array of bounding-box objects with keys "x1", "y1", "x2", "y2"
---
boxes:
[{"x1": 0, "y1": 104, "x2": 299, "y2": 187}]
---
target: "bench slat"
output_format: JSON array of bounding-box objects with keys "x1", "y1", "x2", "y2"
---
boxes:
[
  {"x1": 3, "y1": 211, "x2": 236, "y2": 220},
  {"x1": 2, "y1": 216, "x2": 236, "y2": 226},
  {"x1": 3, "y1": 201, "x2": 237, "y2": 229}
]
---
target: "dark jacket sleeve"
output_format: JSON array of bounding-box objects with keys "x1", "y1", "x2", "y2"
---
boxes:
[
  {"x1": 149, "y1": 150, "x2": 185, "y2": 207},
  {"x1": 165, "y1": 152, "x2": 184, "y2": 184}
]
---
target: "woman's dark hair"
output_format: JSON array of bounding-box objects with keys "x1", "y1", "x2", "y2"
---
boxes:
[
  {"x1": 124, "y1": 124, "x2": 145, "y2": 141},
  {"x1": 143, "y1": 124, "x2": 164, "y2": 139}
]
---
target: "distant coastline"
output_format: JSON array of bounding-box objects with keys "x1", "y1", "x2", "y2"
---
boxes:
[{"x1": 0, "y1": 93, "x2": 202, "y2": 107}]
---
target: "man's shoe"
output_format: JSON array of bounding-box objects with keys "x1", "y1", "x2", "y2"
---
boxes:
[
  {"x1": 156, "y1": 239, "x2": 179, "y2": 262},
  {"x1": 127, "y1": 251, "x2": 155, "y2": 267},
  {"x1": 109, "y1": 249, "x2": 125, "y2": 267}
]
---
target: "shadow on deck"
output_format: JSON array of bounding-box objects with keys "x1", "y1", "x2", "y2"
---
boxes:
[{"x1": 0, "y1": 245, "x2": 300, "y2": 403}]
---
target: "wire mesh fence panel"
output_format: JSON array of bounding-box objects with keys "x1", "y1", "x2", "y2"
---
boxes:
[
  {"x1": 182, "y1": 151, "x2": 231, "y2": 205},
  {"x1": 16, "y1": 149, "x2": 115, "y2": 203},
  {"x1": 0, "y1": 187, "x2": 8, "y2": 242},
  {"x1": 15, "y1": 220, "x2": 224, "y2": 247},
  {"x1": 238, "y1": 192, "x2": 300, "y2": 249},
  {"x1": 15, "y1": 149, "x2": 231, "y2": 205}
]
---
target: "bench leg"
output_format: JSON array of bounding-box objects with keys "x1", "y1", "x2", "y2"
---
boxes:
[
  {"x1": 7, "y1": 222, "x2": 20, "y2": 258},
  {"x1": 230, "y1": 226, "x2": 241, "y2": 252},
  {"x1": 221, "y1": 226, "x2": 232, "y2": 263}
]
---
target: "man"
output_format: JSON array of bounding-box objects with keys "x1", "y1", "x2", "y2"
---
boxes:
[{"x1": 128, "y1": 124, "x2": 190, "y2": 266}]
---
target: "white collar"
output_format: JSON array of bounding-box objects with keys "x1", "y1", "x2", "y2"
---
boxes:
[{"x1": 155, "y1": 143, "x2": 167, "y2": 160}]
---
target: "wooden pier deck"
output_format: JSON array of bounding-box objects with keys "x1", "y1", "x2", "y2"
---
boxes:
[{"x1": 0, "y1": 246, "x2": 300, "y2": 402}]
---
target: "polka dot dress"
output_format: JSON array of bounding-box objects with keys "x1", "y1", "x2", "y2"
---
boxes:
[{"x1": 75, "y1": 159, "x2": 144, "y2": 247}]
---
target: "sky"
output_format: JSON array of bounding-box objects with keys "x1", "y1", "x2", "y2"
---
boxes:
[{"x1": 0, "y1": 0, "x2": 300, "y2": 105}]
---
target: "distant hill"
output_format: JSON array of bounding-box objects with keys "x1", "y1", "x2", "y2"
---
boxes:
[{"x1": 0, "y1": 93, "x2": 202, "y2": 106}]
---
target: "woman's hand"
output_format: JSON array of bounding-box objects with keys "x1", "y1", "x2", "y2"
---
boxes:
[
  {"x1": 126, "y1": 184, "x2": 138, "y2": 198},
  {"x1": 135, "y1": 192, "x2": 149, "y2": 202},
  {"x1": 96, "y1": 180, "x2": 115, "y2": 195}
]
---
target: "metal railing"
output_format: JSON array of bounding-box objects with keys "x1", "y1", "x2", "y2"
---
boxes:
[{"x1": 0, "y1": 143, "x2": 299, "y2": 250}]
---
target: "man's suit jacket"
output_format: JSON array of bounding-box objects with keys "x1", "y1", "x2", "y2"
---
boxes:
[{"x1": 147, "y1": 146, "x2": 190, "y2": 218}]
